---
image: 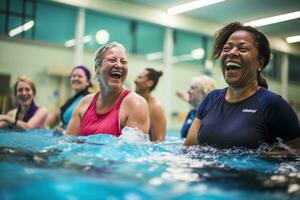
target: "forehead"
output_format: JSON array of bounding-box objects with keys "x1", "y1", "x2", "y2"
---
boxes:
[
  {"x1": 17, "y1": 81, "x2": 31, "y2": 89},
  {"x1": 103, "y1": 46, "x2": 127, "y2": 58},
  {"x1": 190, "y1": 82, "x2": 199, "y2": 89},
  {"x1": 227, "y1": 30, "x2": 255, "y2": 44},
  {"x1": 72, "y1": 68, "x2": 86, "y2": 76},
  {"x1": 139, "y1": 70, "x2": 148, "y2": 76}
]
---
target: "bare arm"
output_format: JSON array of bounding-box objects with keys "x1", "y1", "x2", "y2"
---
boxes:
[
  {"x1": 0, "y1": 115, "x2": 12, "y2": 129},
  {"x1": 150, "y1": 104, "x2": 166, "y2": 142},
  {"x1": 0, "y1": 108, "x2": 48, "y2": 130},
  {"x1": 65, "y1": 104, "x2": 81, "y2": 135},
  {"x1": 17, "y1": 107, "x2": 48, "y2": 130},
  {"x1": 176, "y1": 90, "x2": 189, "y2": 103},
  {"x1": 65, "y1": 94, "x2": 98, "y2": 136},
  {"x1": 46, "y1": 110, "x2": 60, "y2": 128},
  {"x1": 183, "y1": 118, "x2": 201, "y2": 146},
  {"x1": 122, "y1": 93, "x2": 150, "y2": 135}
]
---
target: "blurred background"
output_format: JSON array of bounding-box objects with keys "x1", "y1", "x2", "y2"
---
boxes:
[{"x1": 0, "y1": 0, "x2": 299, "y2": 130}]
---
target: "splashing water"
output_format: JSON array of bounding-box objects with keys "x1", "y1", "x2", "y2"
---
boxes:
[{"x1": 0, "y1": 129, "x2": 299, "y2": 200}]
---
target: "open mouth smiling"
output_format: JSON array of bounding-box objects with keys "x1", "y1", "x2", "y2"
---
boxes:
[
  {"x1": 110, "y1": 71, "x2": 122, "y2": 79},
  {"x1": 225, "y1": 61, "x2": 242, "y2": 70},
  {"x1": 18, "y1": 95, "x2": 30, "y2": 102}
]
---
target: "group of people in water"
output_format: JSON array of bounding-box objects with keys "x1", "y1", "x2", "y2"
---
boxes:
[{"x1": 0, "y1": 22, "x2": 299, "y2": 150}]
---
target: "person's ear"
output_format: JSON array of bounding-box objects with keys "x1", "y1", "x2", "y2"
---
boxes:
[
  {"x1": 147, "y1": 80, "x2": 154, "y2": 88},
  {"x1": 258, "y1": 57, "x2": 265, "y2": 71}
]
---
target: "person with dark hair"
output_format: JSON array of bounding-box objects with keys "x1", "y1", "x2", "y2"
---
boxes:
[
  {"x1": 135, "y1": 68, "x2": 166, "y2": 141},
  {"x1": 47, "y1": 65, "x2": 92, "y2": 129},
  {"x1": 66, "y1": 42, "x2": 149, "y2": 136},
  {"x1": 184, "y1": 22, "x2": 299, "y2": 148},
  {"x1": 0, "y1": 75, "x2": 48, "y2": 130}
]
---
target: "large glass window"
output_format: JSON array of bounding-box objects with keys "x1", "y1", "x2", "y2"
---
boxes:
[
  {"x1": 35, "y1": 2, "x2": 76, "y2": 44},
  {"x1": 289, "y1": 54, "x2": 300, "y2": 84},
  {"x1": 173, "y1": 30, "x2": 206, "y2": 65},
  {"x1": 135, "y1": 21, "x2": 164, "y2": 55},
  {"x1": 85, "y1": 10, "x2": 132, "y2": 51},
  {"x1": 263, "y1": 51, "x2": 281, "y2": 81},
  {"x1": 0, "y1": 0, "x2": 35, "y2": 39}
]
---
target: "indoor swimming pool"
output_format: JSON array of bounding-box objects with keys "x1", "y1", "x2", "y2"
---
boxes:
[{"x1": 0, "y1": 130, "x2": 299, "y2": 200}]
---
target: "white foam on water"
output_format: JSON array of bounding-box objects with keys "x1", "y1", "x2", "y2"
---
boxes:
[{"x1": 118, "y1": 126, "x2": 149, "y2": 144}]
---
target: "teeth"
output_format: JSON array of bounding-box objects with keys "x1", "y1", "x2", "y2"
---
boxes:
[
  {"x1": 111, "y1": 71, "x2": 122, "y2": 76},
  {"x1": 226, "y1": 62, "x2": 241, "y2": 68},
  {"x1": 110, "y1": 71, "x2": 122, "y2": 79}
]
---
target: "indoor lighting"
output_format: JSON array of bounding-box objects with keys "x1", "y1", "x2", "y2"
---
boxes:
[
  {"x1": 146, "y1": 48, "x2": 205, "y2": 63},
  {"x1": 191, "y1": 48, "x2": 205, "y2": 59},
  {"x1": 95, "y1": 29, "x2": 110, "y2": 45},
  {"x1": 9, "y1": 20, "x2": 34, "y2": 37},
  {"x1": 286, "y1": 35, "x2": 300, "y2": 43},
  {"x1": 64, "y1": 39, "x2": 76, "y2": 47},
  {"x1": 168, "y1": 0, "x2": 226, "y2": 15},
  {"x1": 244, "y1": 11, "x2": 300, "y2": 27},
  {"x1": 64, "y1": 35, "x2": 92, "y2": 47},
  {"x1": 146, "y1": 52, "x2": 163, "y2": 61}
]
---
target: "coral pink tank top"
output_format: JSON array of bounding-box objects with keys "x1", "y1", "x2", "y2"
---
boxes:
[{"x1": 79, "y1": 89, "x2": 131, "y2": 136}]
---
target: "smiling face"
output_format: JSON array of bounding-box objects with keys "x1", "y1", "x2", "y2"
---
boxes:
[
  {"x1": 134, "y1": 70, "x2": 151, "y2": 95},
  {"x1": 95, "y1": 45, "x2": 128, "y2": 91},
  {"x1": 70, "y1": 68, "x2": 90, "y2": 93},
  {"x1": 16, "y1": 81, "x2": 35, "y2": 107},
  {"x1": 188, "y1": 82, "x2": 203, "y2": 107},
  {"x1": 220, "y1": 30, "x2": 263, "y2": 88}
]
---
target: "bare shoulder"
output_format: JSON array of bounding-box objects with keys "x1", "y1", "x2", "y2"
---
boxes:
[
  {"x1": 76, "y1": 93, "x2": 97, "y2": 110},
  {"x1": 149, "y1": 97, "x2": 164, "y2": 113},
  {"x1": 7, "y1": 109, "x2": 17, "y2": 117},
  {"x1": 37, "y1": 107, "x2": 48, "y2": 115},
  {"x1": 81, "y1": 93, "x2": 96, "y2": 103},
  {"x1": 123, "y1": 91, "x2": 147, "y2": 107}
]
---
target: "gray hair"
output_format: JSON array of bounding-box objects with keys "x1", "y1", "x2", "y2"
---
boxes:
[
  {"x1": 191, "y1": 75, "x2": 216, "y2": 95},
  {"x1": 94, "y1": 42, "x2": 127, "y2": 70}
]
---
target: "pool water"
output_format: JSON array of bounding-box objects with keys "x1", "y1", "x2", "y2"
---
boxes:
[{"x1": 0, "y1": 130, "x2": 299, "y2": 200}]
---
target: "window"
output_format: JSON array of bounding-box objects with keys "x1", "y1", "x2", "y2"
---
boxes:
[
  {"x1": 85, "y1": 10, "x2": 132, "y2": 51},
  {"x1": 35, "y1": 2, "x2": 76, "y2": 44},
  {"x1": 173, "y1": 30, "x2": 207, "y2": 65},
  {"x1": 135, "y1": 21, "x2": 164, "y2": 55},
  {"x1": 289, "y1": 54, "x2": 300, "y2": 84},
  {"x1": 0, "y1": 0, "x2": 35, "y2": 39}
]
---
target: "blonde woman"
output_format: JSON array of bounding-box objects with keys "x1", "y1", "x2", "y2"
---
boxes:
[{"x1": 0, "y1": 76, "x2": 48, "y2": 130}]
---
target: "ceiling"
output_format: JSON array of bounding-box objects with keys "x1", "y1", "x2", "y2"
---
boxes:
[{"x1": 122, "y1": 0, "x2": 300, "y2": 49}]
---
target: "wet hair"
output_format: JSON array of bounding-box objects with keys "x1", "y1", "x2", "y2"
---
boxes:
[
  {"x1": 14, "y1": 75, "x2": 36, "y2": 96},
  {"x1": 145, "y1": 68, "x2": 163, "y2": 91},
  {"x1": 191, "y1": 75, "x2": 216, "y2": 95},
  {"x1": 211, "y1": 22, "x2": 270, "y2": 89},
  {"x1": 94, "y1": 42, "x2": 127, "y2": 70},
  {"x1": 71, "y1": 65, "x2": 92, "y2": 88}
]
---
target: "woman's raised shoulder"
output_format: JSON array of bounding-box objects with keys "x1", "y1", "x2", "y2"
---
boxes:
[
  {"x1": 38, "y1": 107, "x2": 48, "y2": 115},
  {"x1": 80, "y1": 93, "x2": 97, "y2": 103},
  {"x1": 123, "y1": 91, "x2": 147, "y2": 106}
]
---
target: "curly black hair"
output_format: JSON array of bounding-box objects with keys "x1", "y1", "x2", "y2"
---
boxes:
[{"x1": 211, "y1": 22, "x2": 270, "y2": 88}]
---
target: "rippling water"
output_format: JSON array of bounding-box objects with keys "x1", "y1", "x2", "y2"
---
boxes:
[{"x1": 0, "y1": 130, "x2": 299, "y2": 200}]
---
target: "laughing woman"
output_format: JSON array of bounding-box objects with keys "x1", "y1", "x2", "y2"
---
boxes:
[
  {"x1": 47, "y1": 65, "x2": 92, "y2": 129},
  {"x1": 66, "y1": 42, "x2": 150, "y2": 136},
  {"x1": 184, "y1": 22, "x2": 299, "y2": 148},
  {"x1": 0, "y1": 76, "x2": 48, "y2": 130}
]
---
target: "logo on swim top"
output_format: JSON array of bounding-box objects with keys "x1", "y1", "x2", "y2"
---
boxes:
[{"x1": 242, "y1": 109, "x2": 257, "y2": 113}]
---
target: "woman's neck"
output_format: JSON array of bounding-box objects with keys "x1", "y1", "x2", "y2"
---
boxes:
[
  {"x1": 20, "y1": 104, "x2": 30, "y2": 113},
  {"x1": 226, "y1": 81, "x2": 259, "y2": 103},
  {"x1": 100, "y1": 87, "x2": 124, "y2": 104}
]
